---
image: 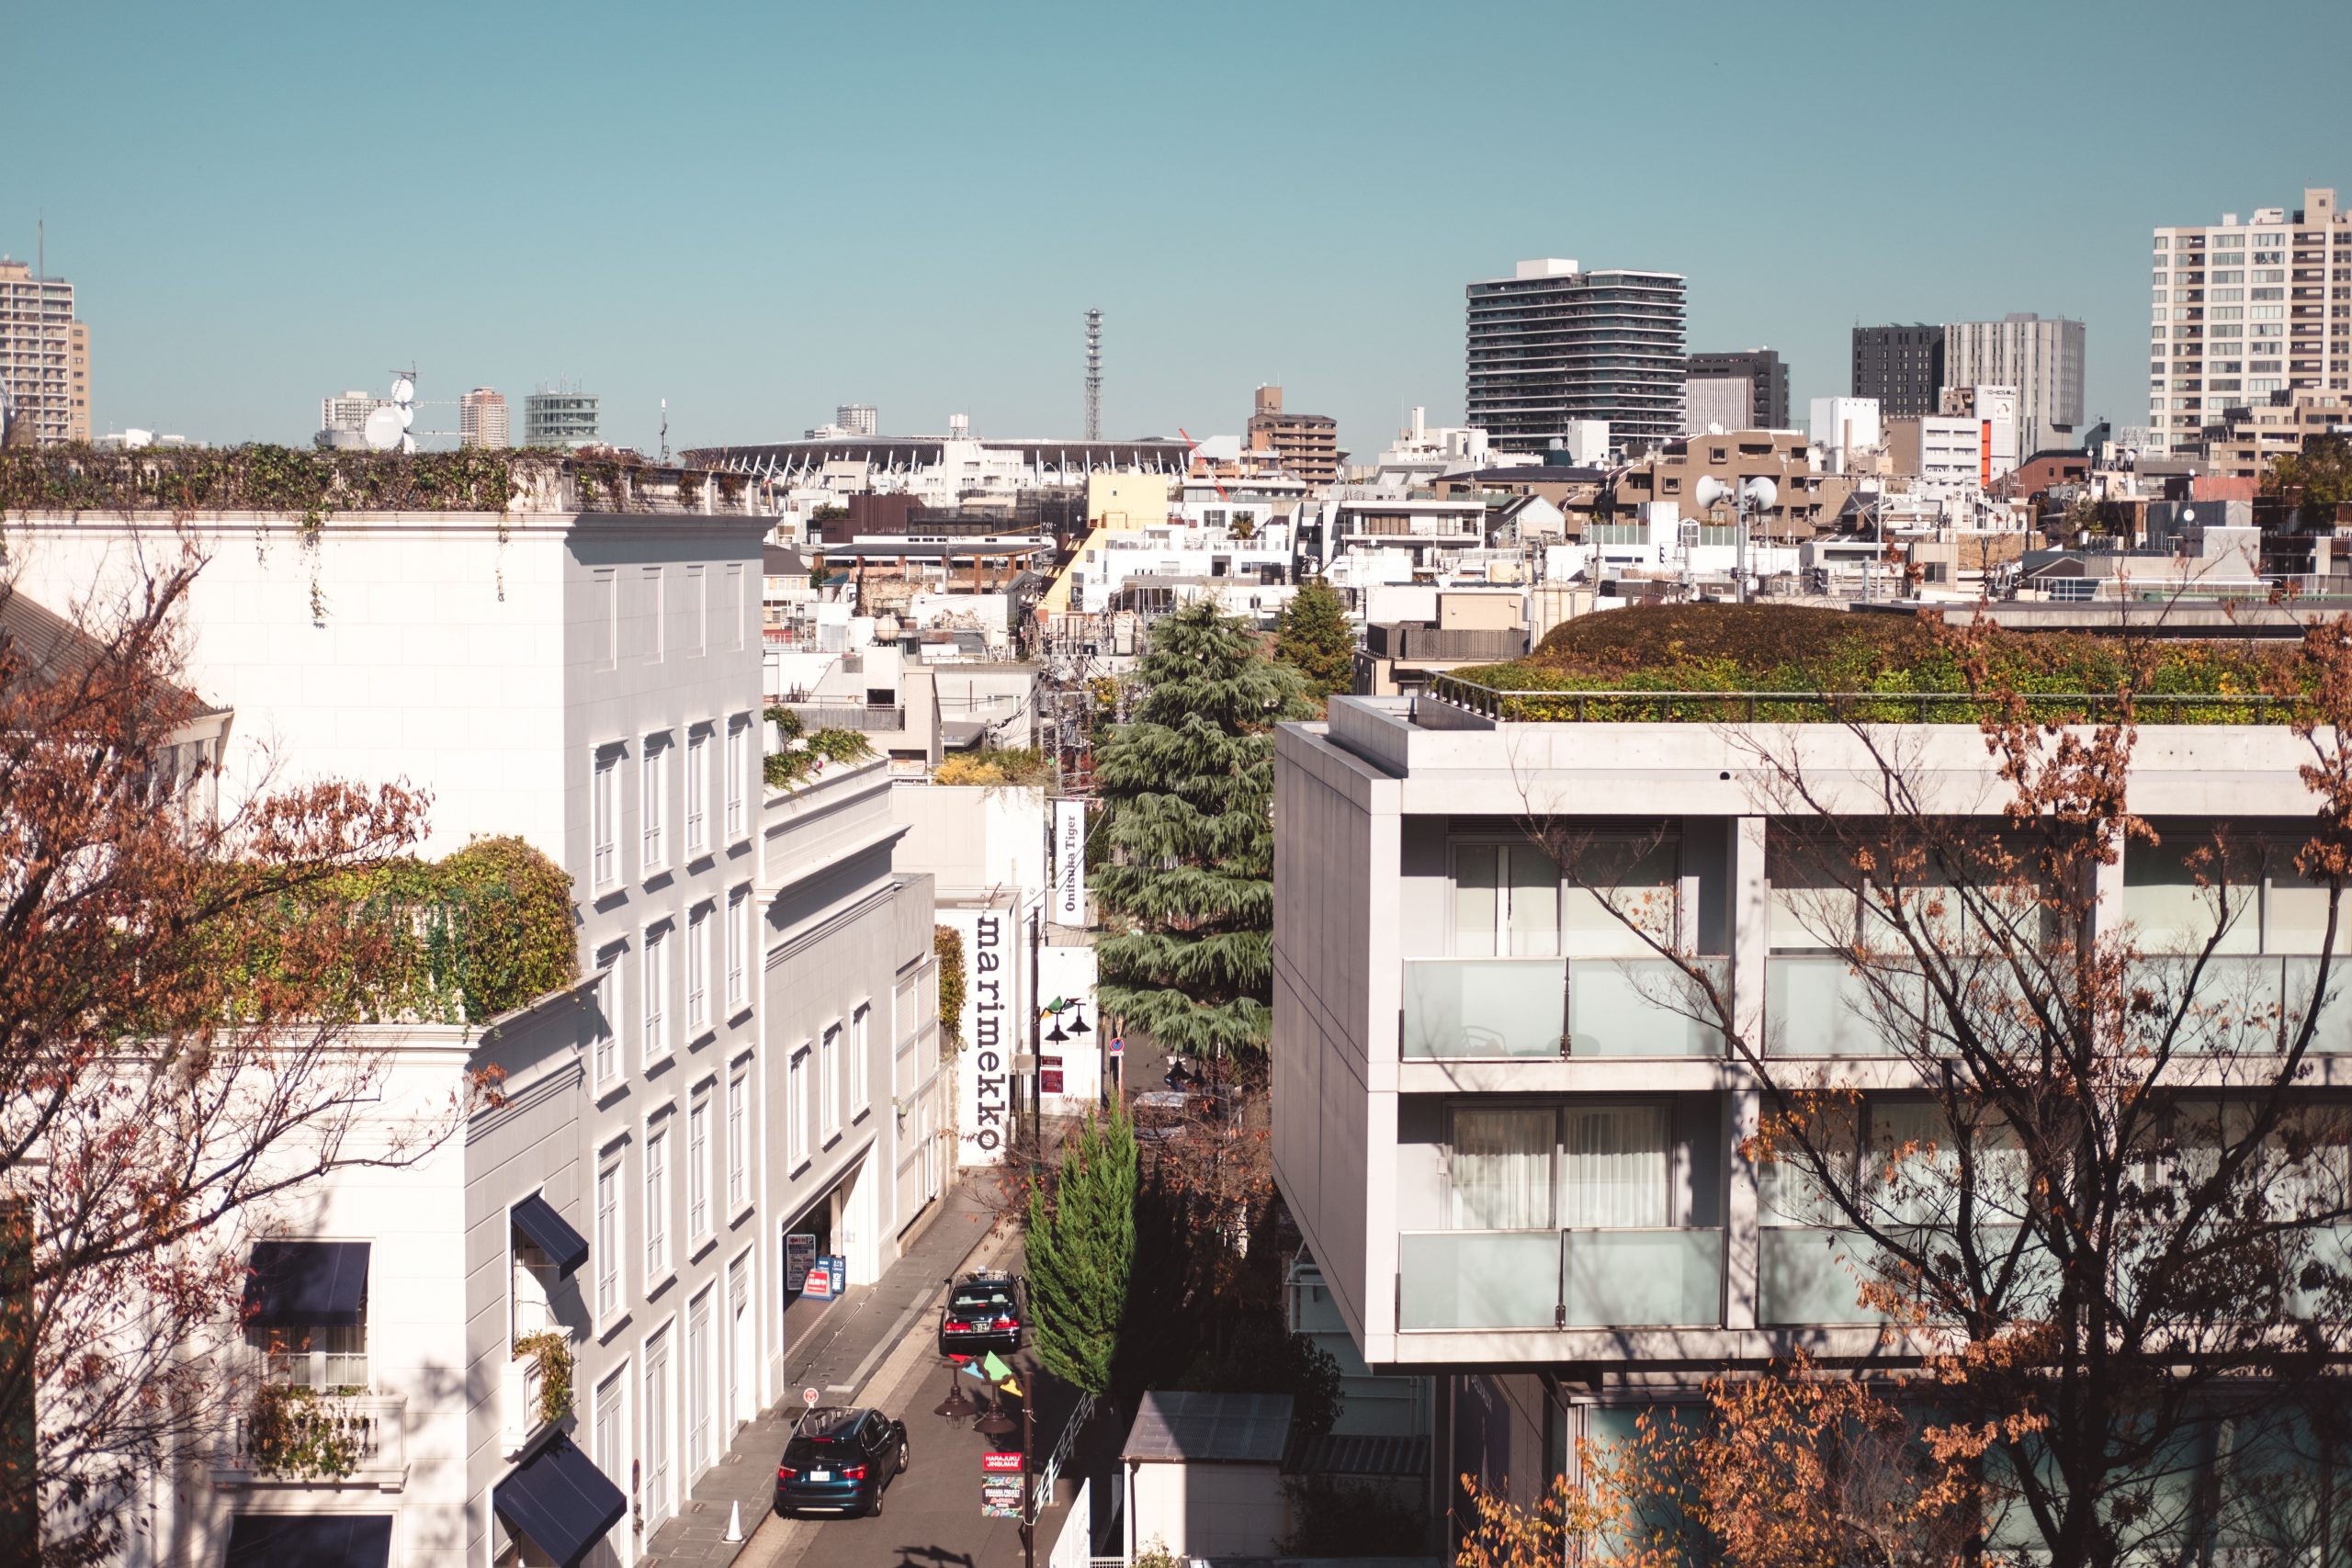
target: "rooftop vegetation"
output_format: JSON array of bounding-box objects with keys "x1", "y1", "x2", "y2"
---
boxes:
[{"x1": 1442, "y1": 604, "x2": 2310, "y2": 723}]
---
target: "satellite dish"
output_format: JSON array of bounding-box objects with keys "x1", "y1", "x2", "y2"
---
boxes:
[
  {"x1": 396, "y1": 402, "x2": 415, "y2": 430},
  {"x1": 1707, "y1": 422, "x2": 1724, "y2": 435},
  {"x1": 1742, "y1": 478, "x2": 1779, "y2": 512},
  {"x1": 361, "y1": 406, "x2": 404, "y2": 451},
  {"x1": 1693, "y1": 477, "x2": 1732, "y2": 510},
  {"x1": 390, "y1": 377, "x2": 415, "y2": 405}
]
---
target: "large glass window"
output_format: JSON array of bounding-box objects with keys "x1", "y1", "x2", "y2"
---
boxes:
[
  {"x1": 645, "y1": 1121, "x2": 671, "y2": 1281},
  {"x1": 1562, "y1": 1104, "x2": 1668, "y2": 1227},
  {"x1": 1447, "y1": 1102, "x2": 1672, "y2": 1230},
  {"x1": 1450, "y1": 1108, "x2": 1555, "y2": 1229},
  {"x1": 1453, "y1": 843, "x2": 1559, "y2": 955}
]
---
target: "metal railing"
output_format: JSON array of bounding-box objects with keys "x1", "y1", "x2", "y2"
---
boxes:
[
  {"x1": 1032, "y1": 1389, "x2": 1095, "y2": 1517},
  {"x1": 775, "y1": 703, "x2": 908, "y2": 732},
  {"x1": 1430, "y1": 675, "x2": 2316, "y2": 726},
  {"x1": 214, "y1": 1391, "x2": 408, "y2": 1486}
]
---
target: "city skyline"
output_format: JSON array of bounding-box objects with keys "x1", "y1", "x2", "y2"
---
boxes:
[{"x1": 13, "y1": 0, "x2": 2351, "y2": 457}]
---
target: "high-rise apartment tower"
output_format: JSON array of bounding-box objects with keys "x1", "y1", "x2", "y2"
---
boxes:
[
  {"x1": 458, "y1": 388, "x2": 510, "y2": 448},
  {"x1": 2150, "y1": 187, "x2": 2349, "y2": 454},
  {"x1": 1467, "y1": 259, "x2": 1688, "y2": 455},
  {"x1": 1, "y1": 258, "x2": 90, "y2": 445}
]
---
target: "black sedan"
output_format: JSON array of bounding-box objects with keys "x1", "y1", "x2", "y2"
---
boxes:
[
  {"x1": 938, "y1": 1270, "x2": 1027, "y2": 1358},
  {"x1": 775, "y1": 1406, "x2": 909, "y2": 1518}
]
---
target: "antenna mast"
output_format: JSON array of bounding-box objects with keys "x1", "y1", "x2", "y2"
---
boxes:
[{"x1": 1083, "y1": 308, "x2": 1102, "y2": 442}]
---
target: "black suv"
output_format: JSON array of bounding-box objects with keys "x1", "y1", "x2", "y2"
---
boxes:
[
  {"x1": 937, "y1": 1269, "x2": 1027, "y2": 1357},
  {"x1": 774, "y1": 1407, "x2": 909, "y2": 1518}
]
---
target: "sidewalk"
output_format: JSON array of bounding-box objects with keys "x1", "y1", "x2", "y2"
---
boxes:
[{"x1": 641, "y1": 1173, "x2": 1007, "y2": 1565}]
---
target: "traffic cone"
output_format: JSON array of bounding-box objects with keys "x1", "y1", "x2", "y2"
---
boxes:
[{"x1": 724, "y1": 1501, "x2": 744, "y2": 1542}]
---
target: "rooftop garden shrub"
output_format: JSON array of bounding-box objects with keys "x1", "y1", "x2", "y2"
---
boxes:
[{"x1": 931, "y1": 746, "x2": 1049, "y2": 787}]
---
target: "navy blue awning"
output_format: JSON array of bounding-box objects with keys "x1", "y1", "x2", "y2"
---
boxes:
[
  {"x1": 511, "y1": 1193, "x2": 590, "y2": 1278},
  {"x1": 493, "y1": 1434, "x2": 628, "y2": 1568},
  {"x1": 243, "y1": 1241, "x2": 370, "y2": 1329},
  {"x1": 223, "y1": 1512, "x2": 391, "y2": 1566}
]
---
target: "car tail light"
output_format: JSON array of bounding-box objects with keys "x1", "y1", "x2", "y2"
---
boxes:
[
  {"x1": 944, "y1": 1318, "x2": 967, "y2": 1332},
  {"x1": 993, "y1": 1314, "x2": 1018, "y2": 1329},
  {"x1": 777, "y1": 1465, "x2": 796, "y2": 1480},
  {"x1": 842, "y1": 1464, "x2": 868, "y2": 1480}
]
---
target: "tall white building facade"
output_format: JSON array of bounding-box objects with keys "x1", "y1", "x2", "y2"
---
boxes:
[
  {"x1": 1466, "y1": 259, "x2": 1688, "y2": 457},
  {"x1": 0, "y1": 257, "x2": 88, "y2": 445},
  {"x1": 2150, "y1": 186, "x2": 2350, "y2": 453},
  {"x1": 1943, "y1": 312, "x2": 2085, "y2": 456},
  {"x1": 8, "y1": 457, "x2": 944, "y2": 1568}
]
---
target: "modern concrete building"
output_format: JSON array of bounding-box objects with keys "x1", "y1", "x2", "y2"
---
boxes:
[
  {"x1": 1270, "y1": 689, "x2": 2352, "y2": 1542},
  {"x1": 1808, "y1": 396, "x2": 1883, "y2": 474},
  {"x1": 2152, "y1": 187, "x2": 2351, "y2": 453},
  {"x1": 1611, "y1": 429, "x2": 1856, "y2": 536},
  {"x1": 1944, "y1": 313, "x2": 2086, "y2": 457},
  {"x1": 0, "y1": 257, "x2": 88, "y2": 445},
  {"x1": 460, "y1": 387, "x2": 511, "y2": 448},
  {"x1": 1466, "y1": 259, "x2": 1688, "y2": 457},
  {"x1": 1247, "y1": 385, "x2": 1343, "y2": 488},
  {"x1": 1850, "y1": 323, "x2": 1946, "y2": 417},
  {"x1": 526, "y1": 387, "x2": 603, "y2": 449},
  {"x1": 834, "y1": 402, "x2": 877, "y2": 436},
  {"x1": 1687, "y1": 349, "x2": 1789, "y2": 429},
  {"x1": 322, "y1": 389, "x2": 391, "y2": 438},
  {"x1": 2209, "y1": 389, "x2": 2351, "y2": 483},
  {"x1": 7, "y1": 454, "x2": 945, "y2": 1568}
]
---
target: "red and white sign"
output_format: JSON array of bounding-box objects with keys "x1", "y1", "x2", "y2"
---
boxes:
[
  {"x1": 802, "y1": 1387, "x2": 820, "y2": 1408},
  {"x1": 981, "y1": 1451, "x2": 1024, "y2": 1473}
]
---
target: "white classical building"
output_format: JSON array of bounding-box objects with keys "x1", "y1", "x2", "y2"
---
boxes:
[{"x1": 10, "y1": 456, "x2": 944, "y2": 1568}]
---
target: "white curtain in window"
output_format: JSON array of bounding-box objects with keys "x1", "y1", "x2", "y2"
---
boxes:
[
  {"x1": 1450, "y1": 1109, "x2": 1554, "y2": 1230},
  {"x1": 1561, "y1": 1104, "x2": 1668, "y2": 1227}
]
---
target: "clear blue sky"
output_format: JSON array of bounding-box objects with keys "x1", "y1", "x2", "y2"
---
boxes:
[{"x1": 12, "y1": 0, "x2": 2350, "y2": 457}]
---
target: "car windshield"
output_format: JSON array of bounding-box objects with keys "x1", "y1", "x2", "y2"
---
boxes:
[
  {"x1": 785, "y1": 1434, "x2": 854, "y2": 1461},
  {"x1": 951, "y1": 1288, "x2": 1013, "y2": 1313}
]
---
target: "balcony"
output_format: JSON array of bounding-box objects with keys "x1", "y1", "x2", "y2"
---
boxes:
[
  {"x1": 503, "y1": 1348, "x2": 554, "y2": 1457},
  {"x1": 1759, "y1": 1228, "x2": 1884, "y2": 1325},
  {"x1": 1566, "y1": 958, "x2": 1726, "y2": 1057},
  {"x1": 1766, "y1": 955, "x2": 1927, "y2": 1055},
  {"x1": 1397, "y1": 1228, "x2": 1724, "y2": 1330},
  {"x1": 774, "y1": 702, "x2": 908, "y2": 733},
  {"x1": 1364, "y1": 623, "x2": 1530, "y2": 662},
  {"x1": 1402, "y1": 958, "x2": 1563, "y2": 1059},
  {"x1": 214, "y1": 1391, "x2": 408, "y2": 1490}
]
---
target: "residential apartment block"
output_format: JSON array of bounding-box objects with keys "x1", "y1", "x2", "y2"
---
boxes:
[
  {"x1": 1271, "y1": 691, "x2": 2342, "y2": 1536},
  {"x1": 2209, "y1": 389, "x2": 2351, "y2": 483},
  {"x1": 460, "y1": 387, "x2": 511, "y2": 448},
  {"x1": 1685, "y1": 349, "x2": 1789, "y2": 430},
  {"x1": 1, "y1": 257, "x2": 90, "y2": 444},
  {"x1": 1467, "y1": 259, "x2": 1688, "y2": 457},
  {"x1": 8, "y1": 457, "x2": 944, "y2": 1568},
  {"x1": 1849, "y1": 323, "x2": 1945, "y2": 417},
  {"x1": 1944, "y1": 313, "x2": 2085, "y2": 457},
  {"x1": 1246, "y1": 384, "x2": 1342, "y2": 488},
  {"x1": 2151, "y1": 186, "x2": 2351, "y2": 453}
]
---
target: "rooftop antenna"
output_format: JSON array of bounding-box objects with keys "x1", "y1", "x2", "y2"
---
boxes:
[
  {"x1": 660, "y1": 399, "x2": 670, "y2": 463},
  {"x1": 1084, "y1": 308, "x2": 1102, "y2": 441}
]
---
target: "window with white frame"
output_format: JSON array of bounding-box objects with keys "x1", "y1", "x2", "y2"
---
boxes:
[
  {"x1": 726, "y1": 887, "x2": 750, "y2": 1013},
  {"x1": 642, "y1": 733, "x2": 672, "y2": 874},
  {"x1": 851, "y1": 1003, "x2": 871, "y2": 1118},
  {"x1": 596, "y1": 1155, "x2": 623, "y2": 1322},
  {"x1": 727, "y1": 1059, "x2": 750, "y2": 1213},
  {"x1": 593, "y1": 748, "x2": 620, "y2": 889},
  {"x1": 643, "y1": 924, "x2": 672, "y2": 1061},
  {"x1": 645, "y1": 1117, "x2": 671, "y2": 1282},
  {"x1": 820, "y1": 1023, "x2": 842, "y2": 1140},
  {"x1": 594, "y1": 942, "x2": 626, "y2": 1087},
  {"x1": 594, "y1": 1367, "x2": 628, "y2": 1493},
  {"x1": 793, "y1": 1045, "x2": 816, "y2": 1165},
  {"x1": 685, "y1": 726, "x2": 710, "y2": 857},
  {"x1": 688, "y1": 1085, "x2": 712, "y2": 1241},
  {"x1": 686, "y1": 904, "x2": 711, "y2": 1034},
  {"x1": 724, "y1": 717, "x2": 749, "y2": 840}
]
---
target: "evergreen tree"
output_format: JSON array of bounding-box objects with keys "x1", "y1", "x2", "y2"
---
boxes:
[
  {"x1": 1092, "y1": 601, "x2": 1312, "y2": 1060},
  {"x1": 1023, "y1": 1105, "x2": 1138, "y2": 1396},
  {"x1": 1272, "y1": 580, "x2": 1357, "y2": 704}
]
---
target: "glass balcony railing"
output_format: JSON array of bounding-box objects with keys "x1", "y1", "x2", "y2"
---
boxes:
[
  {"x1": 1401, "y1": 958, "x2": 1565, "y2": 1059},
  {"x1": 1766, "y1": 955, "x2": 1926, "y2": 1055},
  {"x1": 1759, "y1": 1228, "x2": 1885, "y2": 1325},
  {"x1": 1396, "y1": 1228, "x2": 1724, "y2": 1331},
  {"x1": 1566, "y1": 958, "x2": 1726, "y2": 1057},
  {"x1": 2281, "y1": 957, "x2": 2352, "y2": 1053}
]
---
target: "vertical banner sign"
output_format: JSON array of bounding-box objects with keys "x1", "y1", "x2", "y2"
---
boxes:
[
  {"x1": 1052, "y1": 800, "x2": 1087, "y2": 926},
  {"x1": 1035, "y1": 943, "x2": 1101, "y2": 1109},
  {"x1": 943, "y1": 903, "x2": 1013, "y2": 1168}
]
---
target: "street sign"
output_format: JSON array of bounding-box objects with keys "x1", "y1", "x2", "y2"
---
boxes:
[
  {"x1": 801, "y1": 1387, "x2": 819, "y2": 1408},
  {"x1": 982, "y1": 1475, "x2": 1023, "y2": 1518},
  {"x1": 1108, "y1": 1034, "x2": 1124, "y2": 1057},
  {"x1": 981, "y1": 1451, "x2": 1024, "y2": 1473},
  {"x1": 785, "y1": 1234, "x2": 817, "y2": 1292},
  {"x1": 804, "y1": 1261, "x2": 834, "y2": 1299}
]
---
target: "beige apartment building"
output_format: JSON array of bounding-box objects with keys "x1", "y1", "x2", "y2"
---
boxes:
[
  {"x1": 1, "y1": 258, "x2": 90, "y2": 445},
  {"x1": 2151, "y1": 186, "x2": 2352, "y2": 453},
  {"x1": 459, "y1": 387, "x2": 511, "y2": 448},
  {"x1": 1611, "y1": 428, "x2": 1855, "y2": 538},
  {"x1": 2210, "y1": 390, "x2": 2350, "y2": 484},
  {"x1": 1247, "y1": 384, "x2": 1343, "y2": 488}
]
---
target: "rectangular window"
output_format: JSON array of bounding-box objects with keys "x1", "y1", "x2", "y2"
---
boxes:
[
  {"x1": 596, "y1": 1158, "x2": 622, "y2": 1322},
  {"x1": 643, "y1": 566, "x2": 665, "y2": 664},
  {"x1": 594, "y1": 568, "x2": 617, "y2": 671},
  {"x1": 688, "y1": 1087, "x2": 712, "y2": 1241},
  {"x1": 688, "y1": 565, "x2": 707, "y2": 658},
  {"x1": 727, "y1": 1061, "x2": 750, "y2": 1213},
  {"x1": 1450, "y1": 1107, "x2": 1555, "y2": 1229},
  {"x1": 726, "y1": 563, "x2": 746, "y2": 651},
  {"x1": 687, "y1": 1288, "x2": 712, "y2": 1474},
  {"x1": 851, "y1": 1003, "x2": 871, "y2": 1118},
  {"x1": 725, "y1": 718, "x2": 749, "y2": 840},
  {"x1": 594, "y1": 942, "x2": 625, "y2": 1087},
  {"x1": 644, "y1": 924, "x2": 671, "y2": 1060},
  {"x1": 1452, "y1": 842, "x2": 1560, "y2": 956},
  {"x1": 643, "y1": 1331, "x2": 672, "y2": 1530},
  {"x1": 726, "y1": 888, "x2": 750, "y2": 1012},
  {"x1": 593, "y1": 750, "x2": 619, "y2": 888},
  {"x1": 594, "y1": 1369, "x2": 628, "y2": 1494},
  {"x1": 645, "y1": 1120, "x2": 671, "y2": 1281},
  {"x1": 821, "y1": 1023, "x2": 842, "y2": 1140},
  {"x1": 686, "y1": 904, "x2": 711, "y2": 1034},
  {"x1": 642, "y1": 734, "x2": 671, "y2": 874},
  {"x1": 685, "y1": 727, "x2": 710, "y2": 857},
  {"x1": 789, "y1": 1046, "x2": 811, "y2": 1166}
]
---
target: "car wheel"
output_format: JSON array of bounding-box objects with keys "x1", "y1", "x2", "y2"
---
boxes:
[
  {"x1": 866, "y1": 1483, "x2": 885, "y2": 1518},
  {"x1": 897, "y1": 1439, "x2": 910, "y2": 1473}
]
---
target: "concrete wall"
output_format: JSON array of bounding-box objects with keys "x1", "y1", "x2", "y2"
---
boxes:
[{"x1": 1127, "y1": 1461, "x2": 1285, "y2": 1560}]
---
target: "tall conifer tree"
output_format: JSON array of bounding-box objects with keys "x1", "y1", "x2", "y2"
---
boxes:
[
  {"x1": 1092, "y1": 601, "x2": 1312, "y2": 1060},
  {"x1": 1024, "y1": 1105, "x2": 1137, "y2": 1396}
]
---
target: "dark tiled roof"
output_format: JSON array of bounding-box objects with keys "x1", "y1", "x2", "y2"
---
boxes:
[
  {"x1": 1123, "y1": 1391, "x2": 1294, "y2": 1464},
  {"x1": 1284, "y1": 1431, "x2": 1431, "y2": 1478}
]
